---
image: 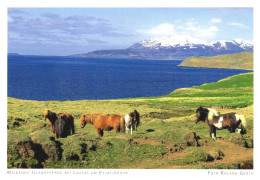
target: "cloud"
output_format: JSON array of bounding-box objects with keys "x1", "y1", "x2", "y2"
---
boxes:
[
  {"x1": 211, "y1": 18, "x2": 222, "y2": 23},
  {"x1": 136, "y1": 23, "x2": 176, "y2": 36},
  {"x1": 8, "y1": 13, "x2": 126, "y2": 48},
  {"x1": 137, "y1": 19, "x2": 219, "y2": 40},
  {"x1": 182, "y1": 19, "x2": 219, "y2": 39},
  {"x1": 192, "y1": 26, "x2": 219, "y2": 39},
  {"x1": 8, "y1": 8, "x2": 25, "y2": 14},
  {"x1": 227, "y1": 22, "x2": 248, "y2": 28},
  {"x1": 8, "y1": 16, "x2": 14, "y2": 23}
]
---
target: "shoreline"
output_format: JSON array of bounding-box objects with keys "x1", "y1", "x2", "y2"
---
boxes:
[{"x1": 7, "y1": 72, "x2": 253, "y2": 105}]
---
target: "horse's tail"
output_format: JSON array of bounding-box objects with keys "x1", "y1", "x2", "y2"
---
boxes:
[
  {"x1": 239, "y1": 114, "x2": 247, "y2": 134},
  {"x1": 120, "y1": 117, "x2": 126, "y2": 133}
]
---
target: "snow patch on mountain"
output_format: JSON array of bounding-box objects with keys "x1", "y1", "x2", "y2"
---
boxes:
[{"x1": 137, "y1": 35, "x2": 253, "y2": 50}]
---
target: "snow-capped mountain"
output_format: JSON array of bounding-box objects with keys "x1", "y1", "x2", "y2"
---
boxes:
[{"x1": 72, "y1": 36, "x2": 253, "y2": 60}]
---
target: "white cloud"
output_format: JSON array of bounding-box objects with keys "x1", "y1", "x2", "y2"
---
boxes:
[
  {"x1": 183, "y1": 19, "x2": 219, "y2": 39},
  {"x1": 136, "y1": 23, "x2": 175, "y2": 36},
  {"x1": 8, "y1": 16, "x2": 14, "y2": 23},
  {"x1": 227, "y1": 22, "x2": 248, "y2": 28},
  {"x1": 193, "y1": 26, "x2": 219, "y2": 39},
  {"x1": 136, "y1": 19, "x2": 219, "y2": 40},
  {"x1": 211, "y1": 18, "x2": 222, "y2": 23}
]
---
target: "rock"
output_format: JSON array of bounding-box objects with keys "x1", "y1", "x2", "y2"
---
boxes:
[
  {"x1": 227, "y1": 134, "x2": 249, "y2": 148},
  {"x1": 211, "y1": 149, "x2": 225, "y2": 160},
  {"x1": 184, "y1": 132, "x2": 200, "y2": 146},
  {"x1": 16, "y1": 141, "x2": 35, "y2": 159}
]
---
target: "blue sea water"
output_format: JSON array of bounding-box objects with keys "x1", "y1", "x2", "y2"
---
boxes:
[{"x1": 8, "y1": 55, "x2": 251, "y2": 101}]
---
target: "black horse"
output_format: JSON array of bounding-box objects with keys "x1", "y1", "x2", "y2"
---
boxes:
[
  {"x1": 195, "y1": 106, "x2": 247, "y2": 140},
  {"x1": 55, "y1": 117, "x2": 70, "y2": 139}
]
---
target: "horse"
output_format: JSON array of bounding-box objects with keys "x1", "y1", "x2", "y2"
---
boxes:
[
  {"x1": 43, "y1": 109, "x2": 58, "y2": 136},
  {"x1": 80, "y1": 113, "x2": 104, "y2": 128},
  {"x1": 80, "y1": 113, "x2": 125, "y2": 137},
  {"x1": 58, "y1": 113, "x2": 75, "y2": 135},
  {"x1": 54, "y1": 118, "x2": 70, "y2": 139},
  {"x1": 195, "y1": 106, "x2": 247, "y2": 140},
  {"x1": 125, "y1": 110, "x2": 140, "y2": 134}
]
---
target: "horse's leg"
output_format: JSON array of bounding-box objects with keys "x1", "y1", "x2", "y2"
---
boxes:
[
  {"x1": 131, "y1": 126, "x2": 133, "y2": 135},
  {"x1": 71, "y1": 122, "x2": 75, "y2": 134},
  {"x1": 114, "y1": 124, "x2": 120, "y2": 133},
  {"x1": 101, "y1": 130, "x2": 104, "y2": 137},
  {"x1": 230, "y1": 127, "x2": 236, "y2": 133},
  {"x1": 52, "y1": 125, "x2": 55, "y2": 136},
  {"x1": 235, "y1": 128, "x2": 241, "y2": 134},
  {"x1": 209, "y1": 126, "x2": 216, "y2": 140},
  {"x1": 213, "y1": 126, "x2": 217, "y2": 140},
  {"x1": 70, "y1": 118, "x2": 75, "y2": 134},
  {"x1": 125, "y1": 124, "x2": 129, "y2": 134},
  {"x1": 96, "y1": 128, "x2": 101, "y2": 137}
]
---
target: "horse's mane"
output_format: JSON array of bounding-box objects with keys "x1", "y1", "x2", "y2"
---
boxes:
[
  {"x1": 84, "y1": 113, "x2": 103, "y2": 124},
  {"x1": 43, "y1": 109, "x2": 58, "y2": 123}
]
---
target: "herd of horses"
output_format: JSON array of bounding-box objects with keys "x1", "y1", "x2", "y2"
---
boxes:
[
  {"x1": 43, "y1": 106, "x2": 246, "y2": 140},
  {"x1": 43, "y1": 109, "x2": 140, "y2": 138}
]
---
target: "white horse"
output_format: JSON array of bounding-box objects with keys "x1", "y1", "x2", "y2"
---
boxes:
[
  {"x1": 125, "y1": 113, "x2": 134, "y2": 134},
  {"x1": 125, "y1": 110, "x2": 140, "y2": 134}
]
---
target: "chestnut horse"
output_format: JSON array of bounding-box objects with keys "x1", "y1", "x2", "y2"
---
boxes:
[
  {"x1": 58, "y1": 113, "x2": 75, "y2": 135},
  {"x1": 43, "y1": 109, "x2": 58, "y2": 136},
  {"x1": 80, "y1": 113, "x2": 125, "y2": 137},
  {"x1": 195, "y1": 106, "x2": 247, "y2": 140},
  {"x1": 125, "y1": 110, "x2": 140, "y2": 134}
]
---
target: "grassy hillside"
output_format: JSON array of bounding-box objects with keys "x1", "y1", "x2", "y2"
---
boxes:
[
  {"x1": 7, "y1": 73, "x2": 253, "y2": 169},
  {"x1": 178, "y1": 52, "x2": 253, "y2": 70}
]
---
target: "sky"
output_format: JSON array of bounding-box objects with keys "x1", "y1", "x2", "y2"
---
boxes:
[{"x1": 8, "y1": 8, "x2": 253, "y2": 56}]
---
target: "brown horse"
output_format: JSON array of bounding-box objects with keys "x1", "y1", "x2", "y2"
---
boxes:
[
  {"x1": 58, "y1": 113, "x2": 75, "y2": 135},
  {"x1": 43, "y1": 109, "x2": 58, "y2": 136},
  {"x1": 80, "y1": 113, "x2": 125, "y2": 137},
  {"x1": 195, "y1": 106, "x2": 247, "y2": 140}
]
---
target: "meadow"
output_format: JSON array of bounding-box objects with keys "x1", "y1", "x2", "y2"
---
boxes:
[
  {"x1": 179, "y1": 52, "x2": 253, "y2": 70},
  {"x1": 7, "y1": 72, "x2": 253, "y2": 169}
]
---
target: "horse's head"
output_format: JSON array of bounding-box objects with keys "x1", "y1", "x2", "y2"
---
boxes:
[
  {"x1": 43, "y1": 109, "x2": 49, "y2": 121},
  {"x1": 80, "y1": 114, "x2": 87, "y2": 128},
  {"x1": 195, "y1": 106, "x2": 209, "y2": 124},
  {"x1": 43, "y1": 109, "x2": 58, "y2": 123}
]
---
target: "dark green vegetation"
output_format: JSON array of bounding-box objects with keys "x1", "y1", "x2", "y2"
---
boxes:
[
  {"x1": 179, "y1": 52, "x2": 253, "y2": 70},
  {"x1": 7, "y1": 73, "x2": 253, "y2": 169}
]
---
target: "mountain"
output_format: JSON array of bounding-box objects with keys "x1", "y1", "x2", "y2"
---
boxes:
[
  {"x1": 71, "y1": 35, "x2": 253, "y2": 60},
  {"x1": 178, "y1": 51, "x2": 253, "y2": 70},
  {"x1": 8, "y1": 53, "x2": 21, "y2": 56}
]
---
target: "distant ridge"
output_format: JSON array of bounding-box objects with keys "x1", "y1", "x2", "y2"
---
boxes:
[
  {"x1": 71, "y1": 35, "x2": 253, "y2": 60},
  {"x1": 178, "y1": 52, "x2": 253, "y2": 70},
  {"x1": 8, "y1": 53, "x2": 20, "y2": 56}
]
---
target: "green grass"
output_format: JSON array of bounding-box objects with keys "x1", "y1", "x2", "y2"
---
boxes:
[
  {"x1": 179, "y1": 52, "x2": 253, "y2": 70},
  {"x1": 7, "y1": 72, "x2": 254, "y2": 169}
]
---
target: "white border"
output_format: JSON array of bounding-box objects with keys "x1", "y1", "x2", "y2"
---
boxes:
[{"x1": 1, "y1": 0, "x2": 259, "y2": 179}]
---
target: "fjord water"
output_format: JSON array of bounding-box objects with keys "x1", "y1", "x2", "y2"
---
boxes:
[{"x1": 8, "y1": 55, "x2": 251, "y2": 101}]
